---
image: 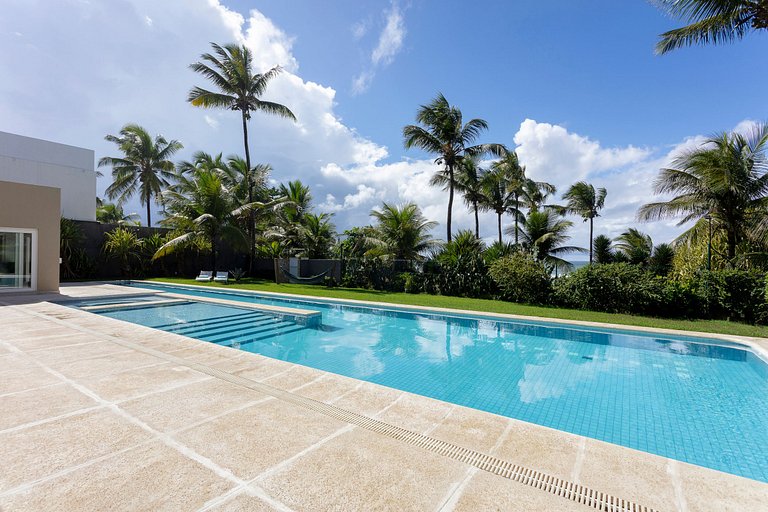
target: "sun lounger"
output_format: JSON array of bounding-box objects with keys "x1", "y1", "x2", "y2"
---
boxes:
[
  {"x1": 213, "y1": 271, "x2": 229, "y2": 283},
  {"x1": 195, "y1": 270, "x2": 212, "y2": 281}
]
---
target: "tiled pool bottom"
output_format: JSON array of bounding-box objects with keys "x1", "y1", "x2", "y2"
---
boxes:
[{"x1": 82, "y1": 288, "x2": 768, "y2": 483}]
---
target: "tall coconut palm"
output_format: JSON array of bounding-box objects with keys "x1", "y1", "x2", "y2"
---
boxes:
[
  {"x1": 432, "y1": 156, "x2": 486, "y2": 237},
  {"x1": 638, "y1": 123, "x2": 768, "y2": 260},
  {"x1": 369, "y1": 202, "x2": 438, "y2": 260},
  {"x1": 189, "y1": 42, "x2": 296, "y2": 269},
  {"x1": 654, "y1": 0, "x2": 768, "y2": 54},
  {"x1": 563, "y1": 181, "x2": 607, "y2": 264},
  {"x1": 490, "y1": 152, "x2": 527, "y2": 245},
  {"x1": 403, "y1": 93, "x2": 506, "y2": 241},
  {"x1": 516, "y1": 210, "x2": 585, "y2": 270},
  {"x1": 480, "y1": 166, "x2": 516, "y2": 245},
  {"x1": 99, "y1": 124, "x2": 182, "y2": 227}
]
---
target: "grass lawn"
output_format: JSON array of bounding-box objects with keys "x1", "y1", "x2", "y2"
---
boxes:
[{"x1": 146, "y1": 277, "x2": 768, "y2": 338}]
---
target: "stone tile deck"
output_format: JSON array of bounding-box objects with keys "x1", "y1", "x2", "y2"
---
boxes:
[{"x1": 0, "y1": 284, "x2": 766, "y2": 511}]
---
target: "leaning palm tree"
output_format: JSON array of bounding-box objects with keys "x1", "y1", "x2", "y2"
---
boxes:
[
  {"x1": 516, "y1": 210, "x2": 585, "y2": 270},
  {"x1": 638, "y1": 123, "x2": 768, "y2": 260},
  {"x1": 368, "y1": 202, "x2": 438, "y2": 260},
  {"x1": 563, "y1": 181, "x2": 607, "y2": 264},
  {"x1": 155, "y1": 168, "x2": 282, "y2": 272},
  {"x1": 403, "y1": 93, "x2": 506, "y2": 241},
  {"x1": 189, "y1": 42, "x2": 296, "y2": 269},
  {"x1": 653, "y1": 0, "x2": 768, "y2": 54},
  {"x1": 99, "y1": 124, "x2": 183, "y2": 227}
]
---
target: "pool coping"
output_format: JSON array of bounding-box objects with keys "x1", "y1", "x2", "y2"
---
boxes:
[
  {"x1": 134, "y1": 280, "x2": 768, "y2": 363},
  {"x1": 1, "y1": 283, "x2": 766, "y2": 511}
]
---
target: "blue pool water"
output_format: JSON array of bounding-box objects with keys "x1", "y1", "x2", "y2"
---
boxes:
[{"x1": 82, "y1": 282, "x2": 768, "y2": 482}]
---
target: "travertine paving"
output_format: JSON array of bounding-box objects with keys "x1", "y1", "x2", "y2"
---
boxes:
[{"x1": 0, "y1": 284, "x2": 766, "y2": 511}]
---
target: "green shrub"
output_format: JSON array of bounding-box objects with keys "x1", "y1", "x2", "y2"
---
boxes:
[
  {"x1": 342, "y1": 257, "x2": 405, "y2": 292},
  {"x1": 553, "y1": 263, "x2": 666, "y2": 315},
  {"x1": 489, "y1": 252, "x2": 551, "y2": 305},
  {"x1": 423, "y1": 254, "x2": 495, "y2": 298},
  {"x1": 691, "y1": 270, "x2": 767, "y2": 324}
]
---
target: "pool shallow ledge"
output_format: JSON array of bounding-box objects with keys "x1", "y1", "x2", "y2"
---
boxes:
[
  {"x1": 131, "y1": 279, "x2": 768, "y2": 361},
  {"x1": 158, "y1": 290, "x2": 323, "y2": 327}
]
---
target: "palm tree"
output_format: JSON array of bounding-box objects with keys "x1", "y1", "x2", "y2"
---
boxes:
[
  {"x1": 650, "y1": 243, "x2": 676, "y2": 276},
  {"x1": 433, "y1": 157, "x2": 486, "y2": 238},
  {"x1": 562, "y1": 181, "x2": 607, "y2": 264},
  {"x1": 516, "y1": 210, "x2": 585, "y2": 270},
  {"x1": 490, "y1": 152, "x2": 527, "y2": 245},
  {"x1": 189, "y1": 42, "x2": 296, "y2": 268},
  {"x1": 654, "y1": 0, "x2": 768, "y2": 54},
  {"x1": 403, "y1": 93, "x2": 506, "y2": 241},
  {"x1": 96, "y1": 202, "x2": 140, "y2": 226},
  {"x1": 638, "y1": 123, "x2": 768, "y2": 260},
  {"x1": 103, "y1": 227, "x2": 143, "y2": 278},
  {"x1": 155, "y1": 168, "x2": 281, "y2": 272},
  {"x1": 480, "y1": 166, "x2": 516, "y2": 245},
  {"x1": 99, "y1": 124, "x2": 182, "y2": 227},
  {"x1": 225, "y1": 156, "x2": 271, "y2": 267},
  {"x1": 614, "y1": 228, "x2": 654, "y2": 265},
  {"x1": 369, "y1": 202, "x2": 438, "y2": 260},
  {"x1": 300, "y1": 213, "x2": 337, "y2": 258},
  {"x1": 593, "y1": 234, "x2": 614, "y2": 264}
]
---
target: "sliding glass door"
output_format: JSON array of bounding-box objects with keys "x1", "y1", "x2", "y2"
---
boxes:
[{"x1": 0, "y1": 229, "x2": 36, "y2": 291}]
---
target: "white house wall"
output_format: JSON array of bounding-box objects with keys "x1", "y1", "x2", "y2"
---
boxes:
[{"x1": 0, "y1": 131, "x2": 96, "y2": 221}]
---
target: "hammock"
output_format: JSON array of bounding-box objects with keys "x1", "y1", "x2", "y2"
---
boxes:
[{"x1": 280, "y1": 265, "x2": 333, "y2": 285}]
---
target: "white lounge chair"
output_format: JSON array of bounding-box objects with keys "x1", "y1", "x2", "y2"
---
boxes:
[
  {"x1": 213, "y1": 271, "x2": 229, "y2": 283},
  {"x1": 195, "y1": 270, "x2": 212, "y2": 282}
]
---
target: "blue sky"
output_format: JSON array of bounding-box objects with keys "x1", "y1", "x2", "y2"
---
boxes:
[{"x1": 1, "y1": 0, "x2": 766, "y2": 248}]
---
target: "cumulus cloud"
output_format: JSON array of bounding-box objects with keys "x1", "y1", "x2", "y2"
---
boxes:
[
  {"x1": 351, "y1": 2, "x2": 406, "y2": 94},
  {"x1": 0, "y1": 0, "x2": 752, "y2": 253}
]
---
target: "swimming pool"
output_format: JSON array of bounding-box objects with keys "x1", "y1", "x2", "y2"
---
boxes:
[{"x1": 78, "y1": 282, "x2": 768, "y2": 482}]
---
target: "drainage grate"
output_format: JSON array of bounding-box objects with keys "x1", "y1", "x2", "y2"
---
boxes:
[{"x1": 13, "y1": 305, "x2": 660, "y2": 512}]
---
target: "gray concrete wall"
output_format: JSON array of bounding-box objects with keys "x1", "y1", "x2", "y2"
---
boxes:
[{"x1": 0, "y1": 131, "x2": 96, "y2": 221}]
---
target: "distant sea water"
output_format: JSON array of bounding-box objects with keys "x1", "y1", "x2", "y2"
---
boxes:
[{"x1": 553, "y1": 260, "x2": 588, "y2": 277}]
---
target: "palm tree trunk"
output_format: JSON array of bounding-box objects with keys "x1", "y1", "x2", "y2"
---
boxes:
[
  {"x1": 242, "y1": 112, "x2": 255, "y2": 275},
  {"x1": 589, "y1": 217, "x2": 594, "y2": 264},
  {"x1": 473, "y1": 201, "x2": 479, "y2": 238},
  {"x1": 447, "y1": 165, "x2": 454, "y2": 242},
  {"x1": 146, "y1": 198, "x2": 151, "y2": 228},
  {"x1": 211, "y1": 233, "x2": 217, "y2": 273},
  {"x1": 727, "y1": 230, "x2": 736, "y2": 261},
  {"x1": 497, "y1": 212, "x2": 502, "y2": 245},
  {"x1": 514, "y1": 193, "x2": 519, "y2": 246}
]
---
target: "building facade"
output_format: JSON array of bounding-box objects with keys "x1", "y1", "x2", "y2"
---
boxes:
[{"x1": 0, "y1": 132, "x2": 96, "y2": 293}]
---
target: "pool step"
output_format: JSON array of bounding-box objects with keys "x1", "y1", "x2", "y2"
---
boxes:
[
  {"x1": 155, "y1": 311, "x2": 257, "y2": 331},
  {"x1": 218, "y1": 324, "x2": 308, "y2": 347},
  {"x1": 201, "y1": 320, "x2": 296, "y2": 343},
  {"x1": 169, "y1": 314, "x2": 277, "y2": 337}
]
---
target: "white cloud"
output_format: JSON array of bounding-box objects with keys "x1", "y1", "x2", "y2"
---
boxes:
[
  {"x1": 371, "y1": 3, "x2": 405, "y2": 66},
  {"x1": 351, "y1": 2, "x2": 406, "y2": 94},
  {"x1": 351, "y1": 19, "x2": 369, "y2": 40},
  {"x1": 0, "y1": 0, "x2": 753, "y2": 252}
]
